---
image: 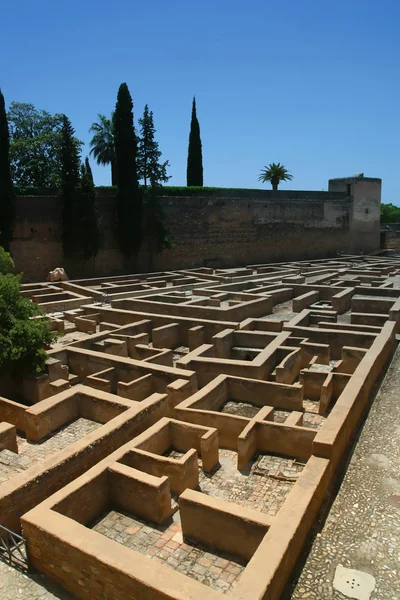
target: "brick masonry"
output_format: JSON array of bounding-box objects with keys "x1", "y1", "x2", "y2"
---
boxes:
[{"x1": 10, "y1": 178, "x2": 381, "y2": 282}]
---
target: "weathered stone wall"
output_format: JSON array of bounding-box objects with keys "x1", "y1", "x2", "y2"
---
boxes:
[{"x1": 10, "y1": 180, "x2": 381, "y2": 281}]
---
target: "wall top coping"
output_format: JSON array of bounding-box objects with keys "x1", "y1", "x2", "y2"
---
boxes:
[{"x1": 16, "y1": 190, "x2": 349, "y2": 201}]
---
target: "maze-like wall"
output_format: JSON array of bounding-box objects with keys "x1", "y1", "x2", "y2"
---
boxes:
[{"x1": 1, "y1": 255, "x2": 399, "y2": 599}]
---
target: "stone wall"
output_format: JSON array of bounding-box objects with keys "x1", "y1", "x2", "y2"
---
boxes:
[{"x1": 10, "y1": 178, "x2": 381, "y2": 281}]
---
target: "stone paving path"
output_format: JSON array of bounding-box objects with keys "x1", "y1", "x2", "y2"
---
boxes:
[
  {"x1": 288, "y1": 345, "x2": 400, "y2": 600},
  {"x1": 92, "y1": 509, "x2": 245, "y2": 594},
  {"x1": 220, "y1": 400, "x2": 262, "y2": 418},
  {"x1": 0, "y1": 419, "x2": 101, "y2": 484},
  {"x1": 262, "y1": 300, "x2": 296, "y2": 322},
  {"x1": 199, "y1": 449, "x2": 304, "y2": 517},
  {"x1": 0, "y1": 563, "x2": 75, "y2": 600}
]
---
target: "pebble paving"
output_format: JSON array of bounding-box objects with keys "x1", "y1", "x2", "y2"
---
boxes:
[
  {"x1": 220, "y1": 400, "x2": 261, "y2": 418},
  {"x1": 92, "y1": 509, "x2": 245, "y2": 594},
  {"x1": 198, "y1": 449, "x2": 304, "y2": 517},
  {"x1": 0, "y1": 418, "x2": 101, "y2": 483},
  {"x1": 288, "y1": 345, "x2": 400, "y2": 600},
  {"x1": 0, "y1": 563, "x2": 75, "y2": 600}
]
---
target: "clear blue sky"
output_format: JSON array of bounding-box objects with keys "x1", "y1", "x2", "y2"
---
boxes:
[{"x1": 1, "y1": 0, "x2": 399, "y2": 202}]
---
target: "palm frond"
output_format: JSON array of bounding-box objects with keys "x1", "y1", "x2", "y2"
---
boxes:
[{"x1": 88, "y1": 114, "x2": 115, "y2": 167}]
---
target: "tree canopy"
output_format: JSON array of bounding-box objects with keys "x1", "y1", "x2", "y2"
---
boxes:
[
  {"x1": 114, "y1": 83, "x2": 142, "y2": 257},
  {"x1": 60, "y1": 115, "x2": 82, "y2": 257},
  {"x1": 79, "y1": 160, "x2": 100, "y2": 261},
  {"x1": 89, "y1": 114, "x2": 116, "y2": 185},
  {"x1": 258, "y1": 163, "x2": 293, "y2": 191},
  {"x1": 0, "y1": 246, "x2": 14, "y2": 274},
  {"x1": 0, "y1": 90, "x2": 15, "y2": 251},
  {"x1": 8, "y1": 102, "x2": 82, "y2": 187},
  {"x1": 186, "y1": 97, "x2": 203, "y2": 186},
  {"x1": 137, "y1": 104, "x2": 170, "y2": 188},
  {"x1": 381, "y1": 203, "x2": 400, "y2": 224},
  {"x1": 0, "y1": 269, "x2": 55, "y2": 376}
]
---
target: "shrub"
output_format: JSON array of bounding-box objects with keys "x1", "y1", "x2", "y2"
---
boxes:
[
  {"x1": 0, "y1": 273, "x2": 55, "y2": 376},
  {"x1": 0, "y1": 246, "x2": 14, "y2": 274}
]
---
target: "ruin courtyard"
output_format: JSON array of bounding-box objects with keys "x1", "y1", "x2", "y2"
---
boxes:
[{"x1": 0, "y1": 255, "x2": 400, "y2": 599}]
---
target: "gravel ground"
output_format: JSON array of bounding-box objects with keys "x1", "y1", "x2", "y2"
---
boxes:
[{"x1": 287, "y1": 345, "x2": 400, "y2": 600}]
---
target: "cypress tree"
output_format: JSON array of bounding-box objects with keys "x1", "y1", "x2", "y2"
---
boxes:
[
  {"x1": 0, "y1": 89, "x2": 15, "y2": 251},
  {"x1": 186, "y1": 97, "x2": 203, "y2": 186},
  {"x1": 60, "y1": 115, "x2": 81, "y2": 257},
  {"x1": 84, "y1": 156, "x2": 94, "y2": 186},
  {"x1": 79, "y1": 162, "x2": 99, "y2": 261},
  {"x1": 113, "y1": 83, "x2": 141, "y2": 257}
]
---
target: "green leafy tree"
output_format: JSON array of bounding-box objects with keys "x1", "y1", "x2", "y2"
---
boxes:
[
  {"x1": 79, "y1": 162, "x2": 99, "y2": 261},
  {"x1": 89, "y1": 114, "x2": 116, "y2": 185},
  {"x1": 7, "y1": 102, "x2": 81, "y2": 187},
  {"x1": 0, "y1": 273, "x2": 55, "y2": 376},
  {"x1": 186, "y1": 97, "x2": 203, "y2": 186},
  {"x1": 137, "y1": 104, "x2": 172, "y2": 263},
  {"x1": 84, "y1": 156, "x2": 94, "y2": 186},
  {"x1": 0, "y1": 90, "x2": 15, "y2": 251},
  {"x1": 137, "y1": 105, "x2": 170, "y2": 187},
  {"x1": 0, "y1": 246, "x2": 14, "y2": 274},
  {"x1": 113, "y1": 83, "x2": 142, "y2": 257},
  {"x1": 60, "y1": 115, "x2": 81, "y2": 257},
  {"x1": 381, "y1": 203, "x2": 400, "y2": 224},
  {"x1": 258, "y1": 163, "x2": 293, "y2": 191}
]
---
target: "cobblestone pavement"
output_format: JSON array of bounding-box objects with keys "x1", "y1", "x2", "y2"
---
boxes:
[
  {"x1": 92, "y1": 509, "x2": 246, "y2": 594},
  {"x1": 199, "y1": 449, "x2": 304, "y2": 517},
  {"x1": 288, "y1": 345, "x2": 400, "y2": 600},
  {"x1": 302, "y1": 413, "x2": 325, "y2": 429},
  {"x1": 0, "y1": 562, "x2": 76, "y2": 600},
  {"x1": 262, "y1": 300, "x2": 296, "y2": 322},
  {"x1": 220, "y1": 400, "x2": 260, "y2": 418},
  {"x1": 172, "y1": 345, "x2": 189, "y2": 367},
  {"x1": 0, "y1": 419, "x2": 101, "y2": 483},
  {"x1": 337, "y1": 311, "x2": 352, "y2": 324}
]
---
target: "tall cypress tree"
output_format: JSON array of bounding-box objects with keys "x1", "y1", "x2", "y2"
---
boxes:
[
  {"x1": 186, "y1": 97, "x2": 203, "y2": 186},
  {"x1": 0, "y1": 90, "x2": 15, "y2": 251},
  {"x1": 84, "y1": 156, "x2": 94, "y2": 186},
  {"x1": 79, "y1": 162, "x2": 99, "y2": 261},
  {"x1": 60, "y1": 115, "x2": 81, "y2": 257},
  {"x1": 113, "y1": 83, "x2": 141, "y2": 257}
]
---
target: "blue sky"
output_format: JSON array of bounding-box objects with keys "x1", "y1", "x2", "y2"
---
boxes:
[{"x1": 1, "y1": 0, "x2": 399, "y2": 202}]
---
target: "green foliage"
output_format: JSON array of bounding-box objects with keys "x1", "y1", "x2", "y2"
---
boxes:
[
  {"x1": 158, "y1": 186, "x2": 258, "y2": 196},
  {"x1": 84, "y1": 156, "x2": 94, "y2": 186},
  {"x1": 0, "y1": 90, "x2": 16, "y2": 251},
  {"x1": 137, "y1": 105, "x2": 170, "y2": 188},
  {"x1": 381, "y1": 203, "x2": 400, "y2": 224},
  {"x1": 7, "y1": 102, "x2": 82, "y2": 188},
  {"x1": 0, "y1": 246, "x2": 14, "y2": 274},
  {"x1": 258, "y1": 162, "x2": 293, "y2": 191},
  {"x1": 137, "y1": 105, "x2": 172, "y2": 254},
  {"x1": 89, "y1": 114, "x2": 116, "y2": 185},
  {"x1": 60, "y1": 115, "x2": 81, "y2": 257},
  {"x1": 79, "y1": 162, "x2": 100, "y2": 260},
  {"x1": 186, "y1": 97, "x2": 203, "y2": 186},
  {"x1": 13, "y1": 186, "x2": 55, "y2": 196},
  {"x1": 114, "y1": 83, "x2": 142, "y2": 257},
  {"x1": 0, "y1": 273, "x2": 55, "y2": 376}
]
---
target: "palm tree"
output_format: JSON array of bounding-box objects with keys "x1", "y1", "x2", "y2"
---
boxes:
[
  {"x1": 89, "y1": 114, "x2": 116, "y2": 185},
  {"x1": 258, "y1": 162, "x2": 293, "y2": 191}
]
